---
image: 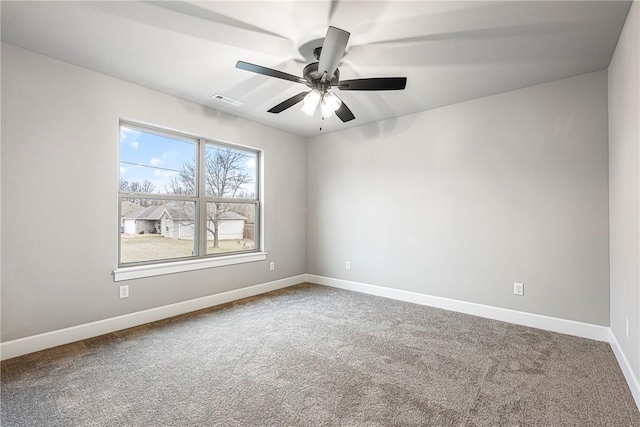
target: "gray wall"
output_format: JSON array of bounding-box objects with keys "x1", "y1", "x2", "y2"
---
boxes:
[
  {"x1": 307, "y1": 71, "x2": 610, "y2": 326},
  {"x1": 609, "y1": 0, "x2": 640, "y2": 380},
  {"x1": 0, "y1": 35, "x2": 626, "y2": 351},
  {"x1": 1, "y1": 44, "x2": 307, "y2": 341}
]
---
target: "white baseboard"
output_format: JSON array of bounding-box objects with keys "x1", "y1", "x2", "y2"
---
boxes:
[
  {"x1": 308, "y1": 275, "x2": 640, "y2": 411},
  {"x1": 314, "y1": 274, "x2": 640, "y2": 410},
  {"x1": 307, "y1": 275, "x2": 610, "y2": 342},
  {"x1": 609, "y1": 329, "x2": 640, "y2": 410},
  {"x1": 3, "y1": 272, "x2": 638, "y2": 413},
  {"x1": 0, "y1": 274, "x2": 305, "y2": 361}
]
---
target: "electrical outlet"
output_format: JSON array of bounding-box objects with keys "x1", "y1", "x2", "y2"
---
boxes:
[
  {"x1": 513, "y1": 282, "x2": 524, "y2": 296},
  {"x1": 119, "y1": 285, "x2": 129, "y2": 299},
  {"x1": 345, "y1": 261, "x2": 351, "y2": 270},
  {"x1": 626, "y1": 318, "x2": 630, "y2": 338},
  {"x1": 269, "y1": 261, "x2": 275, "y2": 271}
]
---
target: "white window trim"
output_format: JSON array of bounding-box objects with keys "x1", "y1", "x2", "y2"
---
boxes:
[{"x1": 113, "y1": 251, "x2": 267, "y2": 282}]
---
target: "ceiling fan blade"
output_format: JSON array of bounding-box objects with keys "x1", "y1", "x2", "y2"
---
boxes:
[
  {"x1": 337, "y1": 77, "x2": 407, "y2": 91},
  {"x1": 327, "y1": 0, "x2": 340, "y2": 21},
  {"x1": 236, "y1": 61, "x2": 306, "y2": 84},
  {"x1": 318, "y1": 26, "x2": 350, "y2": 79},
  {"x1": 335, "y1": 99, "x2": 355, "y2": 122},
  {"x1": 152, "y1": 1, "x2": 286, "y2": 39},
  {"x1": 267, "y1": 91, "x2": 309, "y2": 113}
]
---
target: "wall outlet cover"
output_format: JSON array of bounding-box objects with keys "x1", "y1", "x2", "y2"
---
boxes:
[
  {"x1": 626, "y1": 318, "x2": 630, "y2": 338},
  {"x1": 514, "y1": 282, "x2": 524, "y2": 296}
]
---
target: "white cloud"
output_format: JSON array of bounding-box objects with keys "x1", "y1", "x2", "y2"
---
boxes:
[
  {"x1": 130, "y1": 141, "x2": 139, "y2": 150},
  {"x1": 162, "y1": 149, "x2": 178, "y2": 160},
  {"x1": 246, "y1": 157, "x2": 256, "y2": 168},
  {"x1": 120, "y1": 127, "x2": 140, "y2": 141},
  {"x1": 150, "y1": 157, "x2": 164, "y2": 166}
]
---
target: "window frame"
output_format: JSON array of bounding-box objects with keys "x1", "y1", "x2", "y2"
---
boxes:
[{"x1": 114, "y1": 119, "x2": 265, "y2": 281}]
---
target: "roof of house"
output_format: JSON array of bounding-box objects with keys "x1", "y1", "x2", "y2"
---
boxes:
[
  {"x1": 123, "y1": 205, "x2": 166, "y2": 220},
  {"x1": 123, "y1": 203, "x2": 246, "y2": 221},
  {"x1": 217, "y1": 211, "x2": 246, "y2": 220},
  {"x1": 163, "y1": 205, "x2": 191, "y2": 220},
  {"x1": 120, "y1": 201, "x2": 145, "y2": 217},
  {"x1": 164, "y1": 205, "x2": 246, "y2": 221}
]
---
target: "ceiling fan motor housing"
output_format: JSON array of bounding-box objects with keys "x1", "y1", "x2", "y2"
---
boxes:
[{"x1": 303, "y1": 62, "x2": 340, "y2": 91}]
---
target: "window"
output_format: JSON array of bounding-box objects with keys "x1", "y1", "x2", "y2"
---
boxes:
[{"x1": 117, "y1": 121, "x2": 261, "y2": 275}]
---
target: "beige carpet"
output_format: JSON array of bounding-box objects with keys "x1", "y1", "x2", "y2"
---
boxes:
[{"x1": 2, "y1": 283, "x2": 638, "y2": 426}]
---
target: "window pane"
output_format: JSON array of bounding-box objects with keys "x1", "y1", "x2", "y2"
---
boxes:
[
  {"x1": 120, "y1": 125, "x2": 196, "y2": 196},
  {"x1": 118, "y1": 121, "x2": 262, "y2": 268},
  {"x1": 205, "y1": 144, "x2": 257, "y2": 198},
  {"x1": 120, "y1": 199, "x2": 196, "y2": 264},
  {"x1": 206, "y1": 202, "x2": 257, "y2": 255}
]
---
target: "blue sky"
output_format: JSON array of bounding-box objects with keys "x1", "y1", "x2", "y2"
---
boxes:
[
  {"x1": 120, "y1": 125, "x2": 257, "y2": 196},
  {"x1": 120, "y1": 126, "x2": 194, "y2": 194}
]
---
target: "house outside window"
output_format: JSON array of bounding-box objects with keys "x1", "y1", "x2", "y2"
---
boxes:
[{"x1": 118, "y1": 121, "x2": 260, "y2": 267}]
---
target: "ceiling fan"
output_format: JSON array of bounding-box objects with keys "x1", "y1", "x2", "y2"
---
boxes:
[{"x1": 236, "y1": 26, "x2": 407, "y2": 123}]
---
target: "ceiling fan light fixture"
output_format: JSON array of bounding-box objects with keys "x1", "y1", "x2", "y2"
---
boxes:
[
  {"x1": 236, "y1": 26, "x2": 406, "y2": 125},
  {"x1": 321, "y1": 91, "x2": 342, "y2": 118},
  {"x1": 301, "y1": 89, "x2": 322, "y2": 116}
]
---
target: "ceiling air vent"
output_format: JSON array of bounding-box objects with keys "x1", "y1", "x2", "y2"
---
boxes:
[{"x1": 211, "y1": 93, "x2": 243, "y2": 107}]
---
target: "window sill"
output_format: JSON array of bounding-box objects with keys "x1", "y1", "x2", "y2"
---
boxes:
[{"x1": 113, "y1": 252, "x2": 267, "y2": 282}]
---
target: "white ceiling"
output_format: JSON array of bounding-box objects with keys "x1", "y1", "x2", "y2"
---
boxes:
[{"x1": 1, "y1": 1, "x2": 631, "y2": 138}]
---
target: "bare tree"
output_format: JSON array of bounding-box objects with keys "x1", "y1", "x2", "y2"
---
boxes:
[
  {"x1": 169, "y1": 148, "x2": 253, "y2": 248},
  {"x1": 168, "y1": 162, "x2": 196, "y2": 195},
  {"x1": 140, "y1": 179, "x2": 156, "y2": 194},
  {"x1": 120, "y1": 179, "x2": 156, "y2": 207},
  {"x1": 127, "y1": 181, "x2": 142, "y2": 193}
]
